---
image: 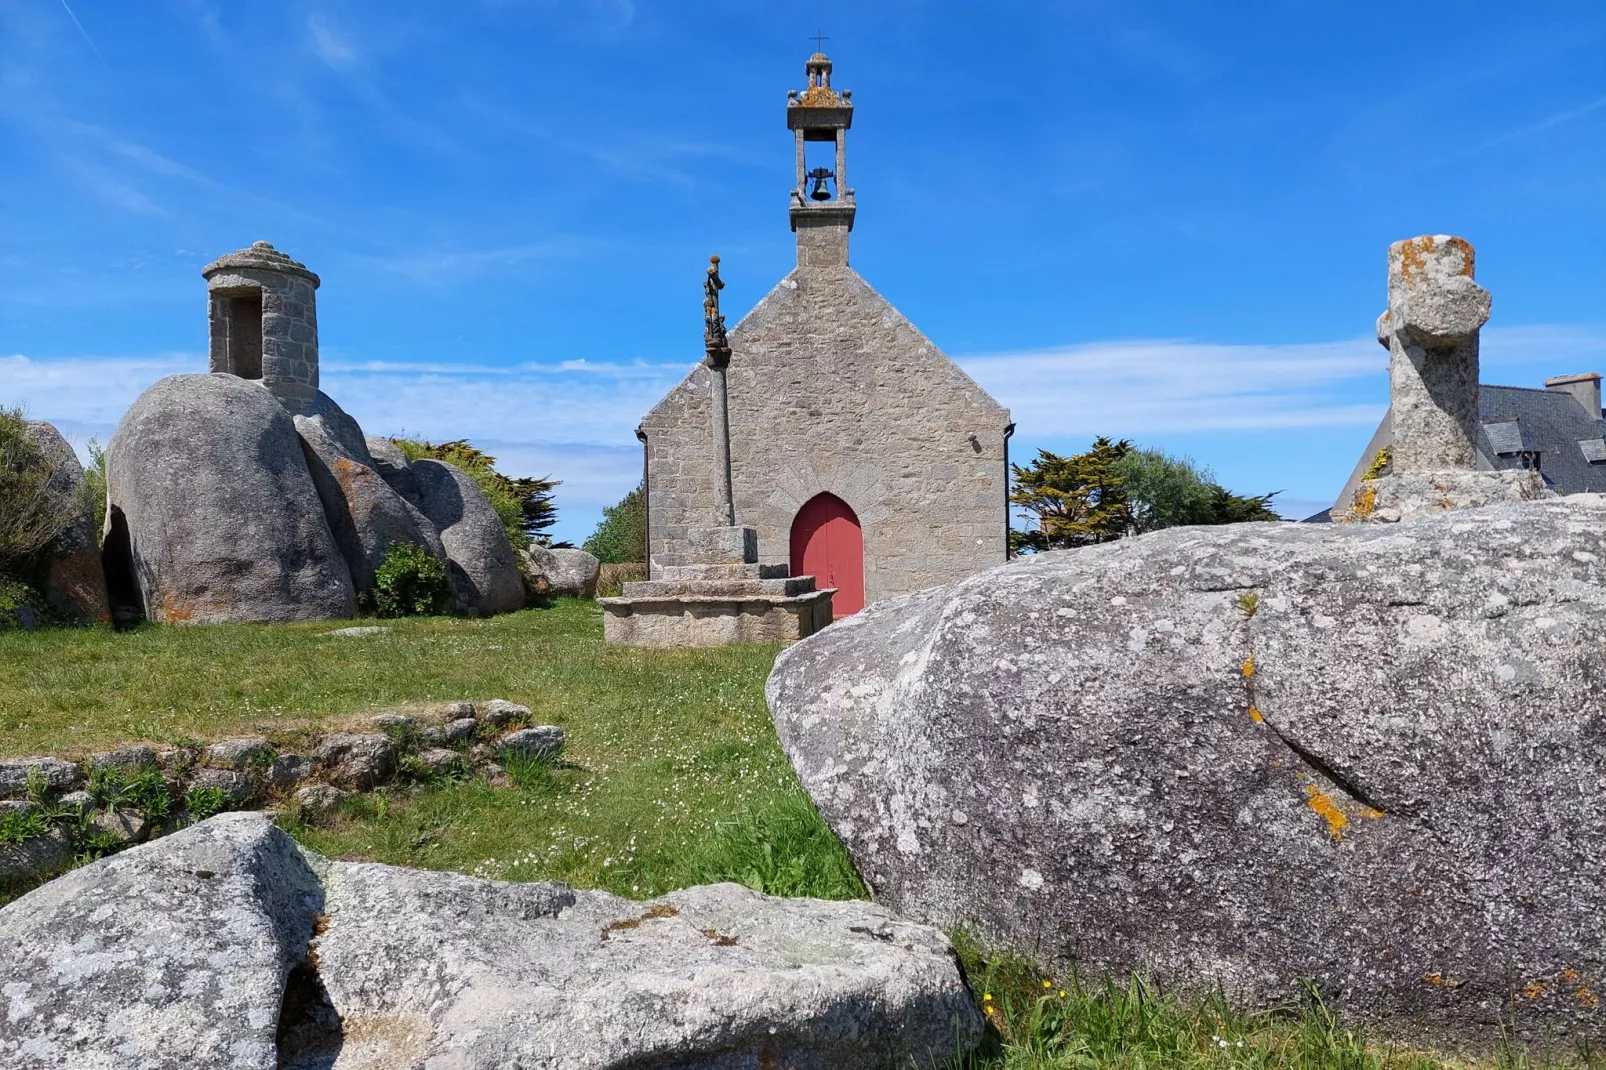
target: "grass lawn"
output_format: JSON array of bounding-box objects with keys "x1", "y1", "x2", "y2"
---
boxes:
[{"x1": 1, "y1": 602, "x2": 1595, "y2": 1069}]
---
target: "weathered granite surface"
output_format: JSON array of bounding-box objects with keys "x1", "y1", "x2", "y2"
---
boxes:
[
  {"x1": 105, "y1": 374, "x2": 356, "y2": 623},
  {"x1": 768, "y1": 497, "x2": 1606, "y2": 1037},
  {"x1": 523, "y1": 543, "x2": 601, "y2": 598},
  {"x1": 1334, "y1": 468, "x2": 1549, "y2": 523},
  {"x1": 0, "y1": 814, "x2": 979, "y2": 1068},
  {"x1": 22, "y1": 420, "x2": 110, "y2": 624},
  {"x1": 412, "y1": 458, "x2": 525, "y2": 616},
  {"x1": 0, "y1": 812, "x2": 323, "y2": 1069},
  {"x1": 292, "y1": 392, "x2": 448, "y2": 599}
]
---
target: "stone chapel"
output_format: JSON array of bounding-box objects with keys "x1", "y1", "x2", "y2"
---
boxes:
[{"x1": 637, "y1": 52, "x2": 1012, "y2": 614}]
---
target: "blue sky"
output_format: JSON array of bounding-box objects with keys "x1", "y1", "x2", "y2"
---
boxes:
[{"x1": 3, "y1": 0, "x2": 1603, "y2": 543}]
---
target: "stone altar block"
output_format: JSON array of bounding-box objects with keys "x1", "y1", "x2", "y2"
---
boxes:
[{"x1": 600, "y1": 526, "x2": 834, "y2": 647}]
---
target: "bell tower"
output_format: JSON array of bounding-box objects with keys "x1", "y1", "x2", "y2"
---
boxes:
[{"x1": 787, "y1": 48, "x2": 854, "y2": 269}]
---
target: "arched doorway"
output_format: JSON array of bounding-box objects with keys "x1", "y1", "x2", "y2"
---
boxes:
[{"x1": 790, "y1": 492, "x2": 864, "y2": 616}]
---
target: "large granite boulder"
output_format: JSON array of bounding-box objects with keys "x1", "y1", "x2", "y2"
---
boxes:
[
  {"x1": 0, "y1": 811, "x2": 323, "y2": 1068},
  {"x1": 104, "y1": 375, "x2": 355, "y2": 623},
  {"x1": 0, "y1": 813, "x2": 979, "y2": 1068},
  {"x1": 22, "y1": 420, "x2": 110, "y2": 624},
  {"x1": 413, "y1": 458, "x2": 524, "y2": 615},
  {"x1": 363, "y1": 434, "x2": 422, "y2": 507},
  {"x1": 768, "y1": 497, "x2": 1606, "y2": 1037},
  {"x1": 524, "y1": 543, "x2": 601, "y2": 598},
  {"x1": 292, "y1": 393, "x2": 449, "y2": 599}
]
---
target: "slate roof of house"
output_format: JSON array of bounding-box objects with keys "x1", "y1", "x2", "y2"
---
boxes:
[{"x1": 1476, "y1": 385, "x2": 1606, "y2": 493}]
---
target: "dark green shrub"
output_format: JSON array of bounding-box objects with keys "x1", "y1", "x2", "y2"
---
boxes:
[
  {"x1": 0, "y1": 577, "x2": 44, "y2": 631},
  {"x1": 0, "y1": 405, "x2": 74, "y2": 576},
  {"x1": 372, "y1": 543, "x2": 451, "y2": 617},
  {"x1": 584, "y1": 484, "x2": 646, "y2": 565}
]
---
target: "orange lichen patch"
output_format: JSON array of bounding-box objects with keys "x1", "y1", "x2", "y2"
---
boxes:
[
  {"x1": 1578, "y1": 987, "x2": 1600, "y2": 1009},
  {"x1": 153, "y1": 592, "x2": 203, "y2": 624},
  {"x1": 1241, "y1": 657, "x2": 1255, "y2": 678},
  {"x1": 1398, "y1": 235, "x2": 1436, "y2": 279},
  {"x1": 1249, "y1": 706, "x2": 1264, "y2": 723},
  {"x1": 48, "y1": 551, "x2": 112, "y2": 623},
  {"x1": 1420, "y1": 972, "x2": 1462, "y2": 988},
  {"x1": 1561, "y1": 968, "x2": 1581, "y2": 984},
  {"x1": 701, "y1": 928, "x2": 739, "y2": 947},
  {"x1": 1304, "y1": 784, "x2": 1349, "y2": 839},
  {"x1": 602, "y1": 903, "x2": 679, "y2": 940},
  {"x1": 1521, "y1": 979, "x2": 1549, "y2": 1001},
  {"x1": 601, "y1": 917, "x2": 640, "y2": 938},
  {"x1": 1446, "y1": 236, "x2": 1475, "y2": 276},
  {"x1": 797, "y1": 85, "x2": 843, "y2": 106}
]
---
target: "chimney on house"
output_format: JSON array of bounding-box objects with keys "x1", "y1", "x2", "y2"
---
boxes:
[{"x1": 1545, "y1": 373, "x2": 1603, "y2": 418}]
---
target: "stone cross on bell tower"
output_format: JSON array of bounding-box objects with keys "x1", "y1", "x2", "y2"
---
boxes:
[{"x1": 786, "y1": 49, "x2": 855, "y2": 269}]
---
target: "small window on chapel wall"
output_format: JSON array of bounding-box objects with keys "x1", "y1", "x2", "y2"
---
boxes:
[{"x1": 223, "y1": 291, "x2": 264, "y2": 380}]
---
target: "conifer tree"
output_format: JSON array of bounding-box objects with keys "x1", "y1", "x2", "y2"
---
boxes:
[{"x1": 1008, "y1": 437, "x2": 1133, "y2": 552}]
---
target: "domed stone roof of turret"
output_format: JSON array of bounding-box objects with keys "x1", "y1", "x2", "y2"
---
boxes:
[{"x1": 201, "y1": 241, "x2": 320, "y2": 284}]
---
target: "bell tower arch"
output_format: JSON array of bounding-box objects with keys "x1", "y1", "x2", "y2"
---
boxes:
[{"x1": 786, "y1": 50, "x2": 855, "y2": 269}]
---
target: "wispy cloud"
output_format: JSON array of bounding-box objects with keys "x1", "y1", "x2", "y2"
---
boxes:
[
  {"x1": 956, "y1": 324, "x2": 1606, "y2": 438},
  {"x1": 957, "y1": 337, "x2": 1388, "y2": 436},
  {"x1": 348, "y1": 239, "x2": 600, "y2": 284},
  {"x1": 307, "y1": 13, "x2": 360, "y2": 71}
]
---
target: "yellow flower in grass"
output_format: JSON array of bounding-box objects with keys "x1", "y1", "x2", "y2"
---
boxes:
[{"x1": 1042, "y1": 980, "x2": 1052, "y2": 989}]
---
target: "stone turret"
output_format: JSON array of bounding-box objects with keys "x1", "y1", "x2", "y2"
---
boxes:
[{"x1": 201, "y1": 241, "x2": 321, "y2": 408}]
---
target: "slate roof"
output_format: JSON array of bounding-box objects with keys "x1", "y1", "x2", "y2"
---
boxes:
[{"x1": 1476, "y1": 385, "x2": 1606, "y2": 494}]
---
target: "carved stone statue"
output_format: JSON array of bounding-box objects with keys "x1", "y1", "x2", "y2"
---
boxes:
[{"x1": 703, "y1": 255, "x2": 730, "y2": 367}]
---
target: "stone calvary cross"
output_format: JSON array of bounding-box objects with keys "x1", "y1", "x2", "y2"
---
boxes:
[{"x1": 702, "y1": 255, "x2": 736, "y2": 526}]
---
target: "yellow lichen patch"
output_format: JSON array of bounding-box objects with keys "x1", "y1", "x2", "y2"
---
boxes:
[
  {"x1": 1241, "y1": 657, "x2": 1255, "y2": 678},
  {"x1": 1421, "y1": 972, "x2": 1462, "y2": 988},
  {"x1": 1354, "y1": 485, "x2": 1377, "y2": 517},
  {"x1": 1520, "y1": 979, "x2": 1549, "y2": 1001},
  {"x1": 1249, "y1": 706, "x2": 1264, "y2": 723},
  {"x1": 1362, "y1": 447, "x2": 1392, "y2": 482},
  {"x1": 1578, "y1": 987, "x2": 1600, "y2": 1009},
  {"x1": 1304, "y1": 784, "x2": 1349, "y2": 839}
]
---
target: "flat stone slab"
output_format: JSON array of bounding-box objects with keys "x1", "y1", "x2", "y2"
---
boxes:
[{"x1": 602, "y1": 589, "x2": 834, "y2": 647}]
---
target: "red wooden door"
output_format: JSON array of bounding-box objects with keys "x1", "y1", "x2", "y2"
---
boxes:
[{"x1": 790, "y1": 493, "x2": 865, "y2": 616}]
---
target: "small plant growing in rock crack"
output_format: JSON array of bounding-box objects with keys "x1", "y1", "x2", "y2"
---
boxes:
[
  {"x1": 0, "y1": 808, "x2": 50, "y2": 844},
  {"x1": 1237, "y1": 591, "x2": 1260, "y2": 618},
  {"x1": 184, "y1": 786, "x2": 228, "y2": 821},
  {"x1": 90, "y1": 764, "x2": 173, "y2": 822},
  {"x1": 24, "y1": 768, "x2": 50, "y2": 807},
  {"x1": 244, "y1": 747, "x2": 279, "y2": 777}
]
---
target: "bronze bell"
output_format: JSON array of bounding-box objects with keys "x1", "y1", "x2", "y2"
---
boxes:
[{"x1": 807, "y1": 167, "x2": 834, "y2": 201}]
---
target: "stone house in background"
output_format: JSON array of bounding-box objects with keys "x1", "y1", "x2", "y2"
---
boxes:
[{"x1": 637, "y1": 52, "x2": 1012, "y2": 615}]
